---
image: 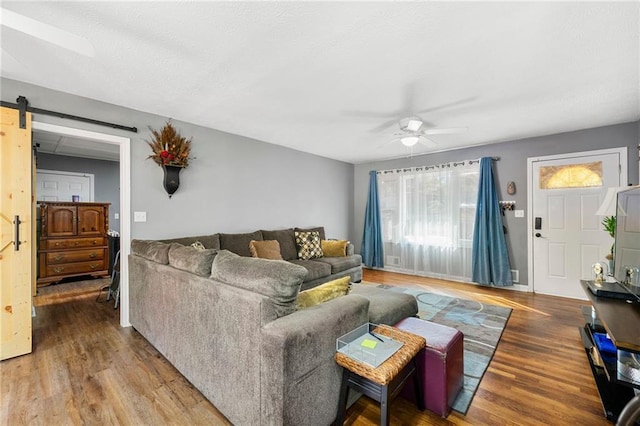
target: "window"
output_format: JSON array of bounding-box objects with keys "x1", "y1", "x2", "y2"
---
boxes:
[
  {"x1": 539, "y1": 161, "x2": 603, "y2": 189},
  {"x1": 378, "y1": 161, "x2": 480, "y2": 281}
]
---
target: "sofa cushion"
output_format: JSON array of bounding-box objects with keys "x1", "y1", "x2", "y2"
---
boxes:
[
  {"x1": 350, "y1": 284, "x2": 418, "y2": 325},
  {"x1": 249, "y1": 240, "x2": 283, "y2": 260},
  {"x1": 131, "y1": 239, "x2": 171, "y2": 264},
  {"x1": 295, "y1": 226, "x2": 326, "y2": 241},
  {"x1": 288, "y1": 259, "x2": 331, "y2": 282},
  {"x1": 296, "y1": 276, "x2": 351, "y2": 310},
  {"x1": 313, "y1": 254, "x2": 362, "y2": 274},
  {"x1": 219, "y1": 231, "x2": 263, "y2": 257},
  {"x1": 161, "y1": 234, "x2": 220, "y2": 250},
  {"x1": 321, "y1": 240, "x2": 348, "y2": 257},
  {"x1": 211, "y1": 250, "x2": 306, "y2": 318},
  {"x1": 261, "y1": 229, "x2": 297, "y2": 261},
  {"x1": 168, "y1": 243, "x2": 217, "y2": 277},
  {"x1": 294, "y1": 231, "x2": 323, "y2": 260}
]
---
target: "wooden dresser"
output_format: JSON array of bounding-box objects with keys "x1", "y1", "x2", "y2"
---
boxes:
[{"x1": 37, "y1": 201, "x2": 110, "y2": 286}]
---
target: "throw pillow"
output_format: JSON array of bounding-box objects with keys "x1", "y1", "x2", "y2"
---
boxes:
[
  {"x1": 321, "y1": 240, "x2": 348, "y2": 257},
  {"x1": 211, "y1": 250, "x2": 307, "y2": 318},
  {"x1": 249, "y1": 240, "x2": 283, "y2": 260},
  {"x1": 295, "y1": 231, "x2": 323, "y2": 260},
  {"x1": 190, "y1": 240, "x2": 206, "y2": 251},
  {"x1": 296, "y1": 276, "x2": 351, "y2": 310},
  {"x1": 168, "y1": 243, "x2": 217, "y2": 277},
  {"x1": 131, "y1": 240, "x2": 171, "y2": 264}
]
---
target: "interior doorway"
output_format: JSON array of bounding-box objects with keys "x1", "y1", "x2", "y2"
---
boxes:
[
  {"x1": 527, "y1": 148, "x2": 627, "y2": 299},
  {"x1": 31, "y1": 121, "x2": 132, "y2": 327}
]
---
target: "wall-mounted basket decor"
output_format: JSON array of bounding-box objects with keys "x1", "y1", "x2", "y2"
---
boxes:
[{"x1": 146, "y1": 120, "x2": 194, "y2": 198}]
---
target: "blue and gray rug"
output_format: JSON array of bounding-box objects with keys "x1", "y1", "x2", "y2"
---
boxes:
[{"x1": 378, "y1": 285, "x2": 512, "y2": 415}]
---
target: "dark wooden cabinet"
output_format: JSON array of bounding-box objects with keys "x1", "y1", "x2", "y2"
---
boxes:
[{"x1": 37, "y1": 202, "x2": 110, "y2": 286}]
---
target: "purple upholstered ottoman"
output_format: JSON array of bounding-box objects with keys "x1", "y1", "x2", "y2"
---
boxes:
[{"x1": 394, "y1": 317, "x2": 464, "y2": 417}]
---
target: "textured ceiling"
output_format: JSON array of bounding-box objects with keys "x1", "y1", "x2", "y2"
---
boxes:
[{"x1": 2, "y1": 2, "x2": 639, "y2": 164}]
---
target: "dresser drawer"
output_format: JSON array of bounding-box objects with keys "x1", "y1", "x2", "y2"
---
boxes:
[
  {"x1": 45, "y1": 260, "x2": 107, "y2": 277},
  {"x1": 45, "y1": 248, "x2": 106, "y2": 264},
  {"x1": 45, "y1": 237, "x2": 106, "y2": 250}
]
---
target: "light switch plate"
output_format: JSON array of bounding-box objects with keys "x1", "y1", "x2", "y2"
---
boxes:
[
  {"x1": 114, "y1": 213, "x2": 120, "y2": 220},
  {"x1": 134, "y1": 211, "x2": 147, "y2": 222},
  {"x1": 515, "y1": 210, "x2": 524, "y2": 218}
]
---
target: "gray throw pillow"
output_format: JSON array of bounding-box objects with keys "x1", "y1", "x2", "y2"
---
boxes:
[
  {"x1": 168, "y1": 243, "x2": 217, "y2": 277},
  {"x1": 131, "y1": 239, "x2": 171, "y2": 264},
  {"x1": 210, "y1": 250, "x2": 307, "y2": 318}
]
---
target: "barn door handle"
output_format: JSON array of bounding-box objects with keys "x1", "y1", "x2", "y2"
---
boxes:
[{"x1": 13, "y1": 215, "x2": 21, "y2": 251}]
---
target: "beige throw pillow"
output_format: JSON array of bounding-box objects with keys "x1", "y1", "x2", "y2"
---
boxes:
[{"x1": 249, "y1": 240, "x2": 283, "y2": 260}]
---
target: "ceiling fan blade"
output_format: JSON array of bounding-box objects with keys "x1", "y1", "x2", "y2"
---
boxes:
[
  {"x1": 415, "y1": 97, "x2": 477, "y2": 115},
  {"x1": 417, "y1": 137, "x2": 437, "y2": 147},
  {"x1": 422, "y1": 127, "x2": 468, "y2": 135},
  {"x1": 378, "y1": 138, "x2": 399, "y2": 149},
  {"x1": 1, "y1": 8, "x2": 95, "y2": 57},
  {"x1": 369, "y1": 118, "x2": 401, "y2": 133}
]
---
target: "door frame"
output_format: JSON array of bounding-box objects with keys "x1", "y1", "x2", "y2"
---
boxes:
[
  {"x1": 526, "y1": 147, "x2": 628, "y2": 294},
  {"x1": 36, "y1": 169, "x2": 95, "y2": 202},
  {"x1": 32, "y1": 121, "x2": 132, "y2": 327}
]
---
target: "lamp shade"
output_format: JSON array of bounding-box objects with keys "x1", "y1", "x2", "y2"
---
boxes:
[
  {"x1": 400, "y1": 136, "x2": 419, "y2": 147},
  {"x1": 595, "y1": 187, "x2": 626, "y2": 216}
]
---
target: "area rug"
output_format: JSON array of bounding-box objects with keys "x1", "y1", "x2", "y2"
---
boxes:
[{"x1": 375, "y1": 285, "x2": 512, "y2": 415}]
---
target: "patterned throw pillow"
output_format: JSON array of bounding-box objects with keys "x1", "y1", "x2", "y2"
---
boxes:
[
  {"x1": 294, "y1": 231, "x2": 323, "y2": 260},
  {"x1": 190, "y1": 240, "x2": 206, "y2": 251}
]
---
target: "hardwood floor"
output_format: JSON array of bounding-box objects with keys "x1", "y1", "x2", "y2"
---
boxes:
[{"x1": 1, "y1": 270, "x2": 610, "y2": 425}]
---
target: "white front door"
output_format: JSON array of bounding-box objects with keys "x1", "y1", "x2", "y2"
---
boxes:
[
  {"x1": 531, "y1": 149, "x2": 626, "y2": 299},
  {"x1": 36, "y1": 170, "x2": 94, "y2": 202}
]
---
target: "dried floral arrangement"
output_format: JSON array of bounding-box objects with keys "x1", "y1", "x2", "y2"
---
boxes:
[{"x1": 147, "y1": 120, "x2": 193, "y2": 167}]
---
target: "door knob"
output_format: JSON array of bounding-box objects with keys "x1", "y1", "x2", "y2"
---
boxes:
[{"x1": 535, "y1": 233, "x2": 543, "y2": 238}]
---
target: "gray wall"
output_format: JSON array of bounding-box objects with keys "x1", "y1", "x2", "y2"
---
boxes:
[
  {"x1": 2, "y1": 78, "x2": 355, "y2": 240},
  {"x1": 36, "y1": 153, "x2": 121, "y2": 232},
  {"x1": 353, "y1": 122, "x2": 639, "y2": 286}
]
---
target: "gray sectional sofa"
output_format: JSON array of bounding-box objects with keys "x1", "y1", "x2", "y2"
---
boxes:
[
  {"x1": 129, "y1": 227, "x2": 417, "y2": 425},
  {"x1": 161, "y1": 226, "x2": 363, "y2": 290}
]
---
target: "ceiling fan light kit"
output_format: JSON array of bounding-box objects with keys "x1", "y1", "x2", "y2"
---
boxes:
[{"x1": 400, "y1": 136, "x2": 420, "y2": 147}]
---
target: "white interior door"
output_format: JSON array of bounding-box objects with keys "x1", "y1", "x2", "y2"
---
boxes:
[
  {"x1": 36, "y1": 170, "x2": 94, "y2": 202},
  {"x1": 531, "y1": 149, "x2": 625, "y2": 299}
]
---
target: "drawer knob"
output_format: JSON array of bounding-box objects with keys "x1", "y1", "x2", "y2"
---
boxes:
[
  {"x1": 54, "y1": 255, "x2": 63, "y2": 262},
  {"x1": 90, "y1": 264, "x2": 97, "y2": 270},
  {"x1": 89, "y1": 252, "x2": 97, "y2": 259},
  {"x1": 53, "y1": 267, "x2": 64, "y2": 274},
  {"x1": 92, "y1": 241, "x2": 97, "y2": 245},
  {"x1": 74, "y1": 241, "x2": 79, "y2": 245}
]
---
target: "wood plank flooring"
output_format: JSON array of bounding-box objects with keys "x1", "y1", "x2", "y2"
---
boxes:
[{"x1": 1, "y1": 270, "x2": 611, "y2": 425}]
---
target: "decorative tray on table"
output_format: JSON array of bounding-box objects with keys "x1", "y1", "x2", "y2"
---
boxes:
[{"x1": 336, "y1": 323, "x2": 403, "y2": 368}]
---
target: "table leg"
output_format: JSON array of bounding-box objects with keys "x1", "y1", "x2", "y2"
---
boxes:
[
  {"x1": 380, "y1": 384, "x2": 390, "y2": 426},
  {"x1": 413, "y1": 358, "x2": 425, "y2": 411},
  {"x1": 335, "y1": 369, "x2": 349, "y2": 425}
]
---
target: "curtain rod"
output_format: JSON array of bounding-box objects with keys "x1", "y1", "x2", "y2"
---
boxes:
[
  {"x1": 376, "y1": 156, "x2": 500, "y2": 174},
  {"x1": 1, "y1": 96, "x2": 138, "y2": 133}
]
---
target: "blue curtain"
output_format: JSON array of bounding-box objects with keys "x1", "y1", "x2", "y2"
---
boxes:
[
  {"x1": 472, "y1": 158, "x2": 512, "y2": 286},
  {"x1": 362, "y1": 170, "x2": 384, "y2": 268}
]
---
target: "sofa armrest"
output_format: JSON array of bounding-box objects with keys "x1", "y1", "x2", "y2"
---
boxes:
[
  {"x1": 346, "y1": 242, "x2": 354, "y2": 256},
  {"x1": 260, "y1": 294, "x2": 369, "y2": 425}
]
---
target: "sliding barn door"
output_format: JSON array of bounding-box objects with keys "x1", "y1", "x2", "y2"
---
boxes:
[{"x1": 0, "y1": 106, "x2": 33, "y2": 360}]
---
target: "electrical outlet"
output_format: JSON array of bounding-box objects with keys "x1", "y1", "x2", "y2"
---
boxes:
[
  {"x1": 515, "y1": 210, "x2": 524, "y2": 218},
  {"x1": 134, "y1": 211, "x2": 147, "y2": 222},
  {"x1": 114, "y1": 213, "x2": 119, "y2": 220}
]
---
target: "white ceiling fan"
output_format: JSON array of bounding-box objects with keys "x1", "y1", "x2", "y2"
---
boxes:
[
  {"x1": 385, "y1": 116, "x2": 467, "y2": 149},
  {"x1": 0, "y1": 7, "x2": 95, "y2": 57}
]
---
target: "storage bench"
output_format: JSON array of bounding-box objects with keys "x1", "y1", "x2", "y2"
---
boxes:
[{"x1": 394, "y1": 316, "x2": 464, "y2": 417}]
